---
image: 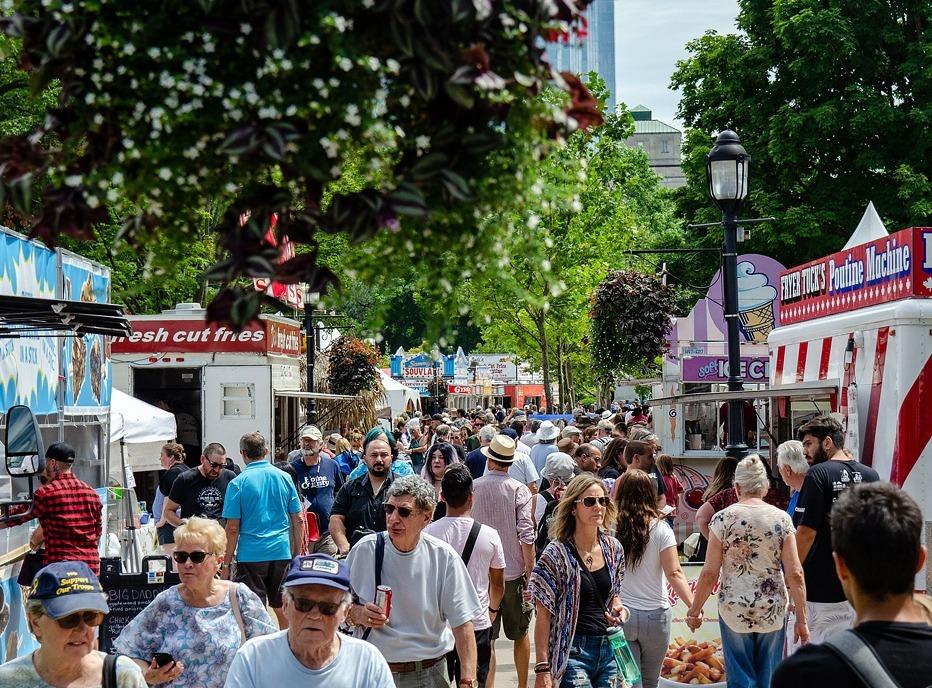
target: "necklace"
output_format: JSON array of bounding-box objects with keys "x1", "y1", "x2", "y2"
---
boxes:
[{"x1": 574, "y1": 537, "x2": 597, "y2": 569}]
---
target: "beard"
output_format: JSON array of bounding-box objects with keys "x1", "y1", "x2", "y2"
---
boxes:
[{"x1": 369, "y1": 463, "x2": 389, "y2": 477}]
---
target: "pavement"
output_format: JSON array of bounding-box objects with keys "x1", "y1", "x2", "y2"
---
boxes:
[{"x1": 490, "y1": 637, "x2": 535, "y2": 688}]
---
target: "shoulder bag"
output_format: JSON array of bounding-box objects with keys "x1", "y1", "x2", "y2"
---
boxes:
[
  {"x1": 823, "y1": 629, "x2": 902, "y2": 688},
  {"x1": 101, "y1": 653, "x2": 120, "y2": 688}
]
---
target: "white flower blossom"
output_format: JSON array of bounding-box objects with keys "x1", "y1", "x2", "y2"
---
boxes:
[
  {"x1": 415, "y1": 135, "x2": 430, "y2": 151},
  {"x1": 241, "y1": 23, "x2": 252, "y2": 34},
  {"x1": 158, "y1": 168, "x2": 172, "y2": 181},
  {"x1": 65, "y1": 175, "x2": 82, "y2": 187},
  {"x1": 527, "y1": 214, "x2": 541, "y2": 229},
  {"x1": 386, "y1": 58, "x2": 401, "y2": 74},
  {"x1": 337, "y1": 57, "x2": 352, "y2": 72}
]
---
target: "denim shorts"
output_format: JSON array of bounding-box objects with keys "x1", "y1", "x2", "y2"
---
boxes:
[{"x1": 561, "y1": 634, "x2": 620, "y2": 688}]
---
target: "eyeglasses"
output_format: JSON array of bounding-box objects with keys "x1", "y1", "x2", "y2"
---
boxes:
[
  {"x1": 205, "y1": 458, "x2": 224, "y2": 470},
  {"x1": 288, "y1": 596, "x2": 344, "y2": 616},
  {"x1": 56, "y1": 611, "x2": 105, "y2": 629},
  {"x1": 173, "y1": 550, "x2": 212, "y2": 564},
  {"x1": 575, "y1": 496, "x2": 609, "y2": 508},
  {"x1": 382, "y1": 503, "x2": 415, "y2": 518}
]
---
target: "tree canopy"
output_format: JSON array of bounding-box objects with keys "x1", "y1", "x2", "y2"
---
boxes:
[
  {"x1": 671, "y1": 0, "x2": 932, "y2": 269},
  {"x1": 0, "y1": 0, "x2": 603, "y2": 325}
]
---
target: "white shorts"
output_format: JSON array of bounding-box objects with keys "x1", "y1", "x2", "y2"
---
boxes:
[{"x1": 785, "y1": 599, "x2": 856, "y2": 655}]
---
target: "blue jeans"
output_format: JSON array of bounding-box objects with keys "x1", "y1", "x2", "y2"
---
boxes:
[
  {"x1": 561, "y1": 634, "x2": 620, "y2": 688},
  {"x1": 719, "y1": 619, "x2": 785, "y2": 688}
]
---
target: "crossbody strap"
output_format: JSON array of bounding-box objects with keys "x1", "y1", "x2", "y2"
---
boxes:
[
  {"x1": 461, "y1": 520, "x2": 482, "y2": 567},
  {"x1": 228, "y1": 582, "x2": 247, "y2": 645},
  {"x1": 823, "y1": 629, "x2": 902, "y2": 688},
  {"x1": 102, "y1": 653, "x2": 119, "y2": 688},
  {"x1": 566, "y1": 539, "x2": 610, "y2": 615},
  {"x1": 361, "y1": 532, "x2": 385, "y2": 641}
]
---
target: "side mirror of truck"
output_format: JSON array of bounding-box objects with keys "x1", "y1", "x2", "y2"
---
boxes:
[
  {"x1": 5, "y1": 405, "x2": 45, "y2": 477},
  {"x1": 1, "y1": 405, "x2": 45, "y2": 523}
]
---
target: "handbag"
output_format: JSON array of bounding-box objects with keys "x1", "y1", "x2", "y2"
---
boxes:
[
  {"x1": 17, "y1": 550, "x2": 45, "y2": 586},
  {"x1": 567, "y1": 542, "x2": 641, "y2": 687}
]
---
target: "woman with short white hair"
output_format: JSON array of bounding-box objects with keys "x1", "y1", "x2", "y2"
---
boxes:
[
  {"x1": 776, "y1": 440, "x2": 809, "y2": 516},
  {"x1": 686, "y1": 455, "x2": 809, "y2": 688}
]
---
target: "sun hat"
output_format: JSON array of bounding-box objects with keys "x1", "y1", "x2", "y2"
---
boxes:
[
  {"x1": 29, "y1": 561, "x2": 109, "y2": 619},
  {"x1": 282, "y1": 554, "x2": 350, "y2": 592},
  {"x1": 541, "y1": 452, "x2": 576, "y2": 482},
  {"x1": 561, "y1": 426, "x2": 582, "y2": 438},
  {"x1": 300, "y1": 425, "x2": 323, "y2": 441},
  {"x1": 480, "y1": 435, "x2": 517, "y2": 464},
  {"x1": 536, "y1": 420, "x2": 560, "y2": 442}
]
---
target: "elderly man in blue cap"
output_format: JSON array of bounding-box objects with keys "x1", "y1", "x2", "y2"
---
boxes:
[{"x1": 225, "y1": 554, "x2": 393, "y2": 687}]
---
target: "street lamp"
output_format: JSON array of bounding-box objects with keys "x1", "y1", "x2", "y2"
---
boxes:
[{"x1": 706, "y1": 130, "x2": 751, "y2": 460}]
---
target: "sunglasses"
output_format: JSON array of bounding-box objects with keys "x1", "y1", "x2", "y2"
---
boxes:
[
  {"x1": 172, "y1": 550, "x2": 212, "y2": 564},
  {"x1": 56, "y1": 611, "x2": 104, "y2": 629},
  {"x1": 576, "y1": 496, "x2": 609, "y2": 508},
  {"x1": 382, "y1": 503, "x2": 416, "y2": 518},
  {"x1": 289, "y1": 596, "x2": 344, "y2": 616},
  {"x1": 205, "y1": 458, "x2": 224, "y2": 470}
]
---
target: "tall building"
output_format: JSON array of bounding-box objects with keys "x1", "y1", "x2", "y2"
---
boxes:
[
  {"x1": 545, "y1": 0, "x2": 617, "y2": 111},
  {"x1": 623, "y1": 105, "x2": 686, "y2": 189}
]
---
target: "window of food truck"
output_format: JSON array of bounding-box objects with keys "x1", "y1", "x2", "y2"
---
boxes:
[
  {"x1": 682, "y1": 384, "x2": 770, "y2": 454},
  {"x1": 222, "y1": 384, "x2": 255, "y2": 418},
  {"x1": 774, "y1": 396, "x2": 834, "y2": 444}
]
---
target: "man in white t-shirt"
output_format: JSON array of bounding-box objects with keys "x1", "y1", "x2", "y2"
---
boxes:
[
  {"x1": 346, "y1": 475, "x2": 483, "y2": 688},
  {"x1": 500, "y1": 428, "x2": 539, "y2": 494},
  {"x1": 225, "y1": 554, "x2": 393, "y2": 688},
  {"x1": 425, "y1": 464, "x2": 505, "y2": 688}
]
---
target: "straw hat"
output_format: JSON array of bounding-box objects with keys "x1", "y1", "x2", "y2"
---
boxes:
[{"x1": 480, "y1": 435, "x2": 517, "y2": 464}]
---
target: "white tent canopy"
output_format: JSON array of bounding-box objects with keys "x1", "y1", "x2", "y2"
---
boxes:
[
  {"x1": 378, "y1": 371, "x2": 420, "y2": 418},
  {"x1": 843, "y1": 201, "x2": 888, "y2": 249},
  {"x1": 108, "y1": 389, "x2": 177, "y2": 474}
]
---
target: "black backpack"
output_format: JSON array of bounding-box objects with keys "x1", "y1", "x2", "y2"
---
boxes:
[{"x1": 535, "y1": 493, "x2": 559, "y2": 558}]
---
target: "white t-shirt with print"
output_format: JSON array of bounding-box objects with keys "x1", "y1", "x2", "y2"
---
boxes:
[
  {"x1": 619, "y1": 519, "x2": 677, "y2": 610},
  {"x1": 425, "y1": 516, "x2": 506, "y2": 630},
  {"x1": 346, "y1": 532, "x2": 483, "y2": 661}
]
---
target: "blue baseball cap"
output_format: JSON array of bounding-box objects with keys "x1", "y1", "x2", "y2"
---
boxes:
[
  {"x1": 29, "y1": 561, "x2": 109, "y2": 619},
  {"x1": 500, "y1": 427, "x2": 519, "y2": 440},
  {"x1": 282, "y1": 554, "x2": 351, "y2": 592}
]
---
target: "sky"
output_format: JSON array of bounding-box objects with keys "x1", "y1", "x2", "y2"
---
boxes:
[{"x1": 614, "y1": 0, "x2": 740, "y2": 130}]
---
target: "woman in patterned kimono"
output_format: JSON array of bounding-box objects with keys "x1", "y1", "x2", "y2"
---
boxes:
[{"x1": 529, "y1": 474, "x2": 627, "y2": 688}]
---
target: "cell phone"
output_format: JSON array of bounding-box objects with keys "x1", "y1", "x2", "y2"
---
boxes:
[{"x1": 153, "y1": 653, "x2": 175, "y2": 668}]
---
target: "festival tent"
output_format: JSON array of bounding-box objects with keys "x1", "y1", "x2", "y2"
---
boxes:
[
  {"x1": 108, "y1": 388, "x2": 177, "y2": 474},
  {"x1": 379, "y1": 370, "x2": 420, "y2": 418}
]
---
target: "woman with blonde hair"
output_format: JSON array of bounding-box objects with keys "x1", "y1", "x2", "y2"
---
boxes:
[
  {"x1": 615, "y1": 470, "x2": 694, "y2": 688},
  {"x1": 687, "y1": 455, "x2": 808, "y2": 688},
  {"x1": 115, "y1": 517, "x2": 275, "y2": 687},
  {"x1": 530, "y1": 474, "x2": 627, "y2": 688}
]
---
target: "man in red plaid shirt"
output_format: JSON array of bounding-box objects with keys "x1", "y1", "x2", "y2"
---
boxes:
[{"x1": 7, "y1": 442, "x2": 102, "y2": 575}]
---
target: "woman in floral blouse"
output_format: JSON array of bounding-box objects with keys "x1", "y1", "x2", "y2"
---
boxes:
[
  {"x1": 686, "y1": 455, "x2": 809, "y2": 688},
  {"x1": 115, "y1": 517, "x2": 275, "y2": 687}
]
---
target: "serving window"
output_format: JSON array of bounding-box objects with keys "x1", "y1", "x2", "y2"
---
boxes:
[{"x1": 681, "y1": 383, "x2": 771, "y2": 455}]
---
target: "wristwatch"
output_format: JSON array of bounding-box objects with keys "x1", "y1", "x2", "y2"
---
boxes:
[{"x1": 458, "y1": 680, "x2": 478, "y2": 688}]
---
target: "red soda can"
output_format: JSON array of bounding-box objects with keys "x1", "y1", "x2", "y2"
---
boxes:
[{"x1": 375, "y1": 585, "x2": 392, "y2": 619}]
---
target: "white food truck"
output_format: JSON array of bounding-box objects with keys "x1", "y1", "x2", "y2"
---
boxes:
[
  {"x1": 110, "y1": 303, "x2": 307, "y2": 476},
  {"x1": 766, "y1": 224, "x2": 932, "y2": 589}
]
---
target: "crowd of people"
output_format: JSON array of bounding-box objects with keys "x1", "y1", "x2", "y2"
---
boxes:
[{"x1": 3, "y1": 407, "x2": 931, "y2": 688}]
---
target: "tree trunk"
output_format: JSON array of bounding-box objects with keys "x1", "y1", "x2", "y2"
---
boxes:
[
  {"x1": 555, "y1": 340, "x2": 565, "y2": 412},
  {"x1": 533, "y1": 309, "x2": 554, "y2": 412}
]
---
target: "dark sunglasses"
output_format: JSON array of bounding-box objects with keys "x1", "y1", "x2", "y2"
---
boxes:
[
  {"x1": 576, "y1": 496, "x2": 609, "y2": 508},
  {"x1": 205, "y1": 458, "x2": 224, "y2": 470},
  {"x1": 173, "y1": 550, "x2": 211, "y2": 564},
  {"x1": 56, "y1": 611, "x2": 104, "y2": 629},
  {"x1": 289, "y1": 596, "x2": 344, "y2": 616},
  {"x1": 383, "y1": 503, "x2": 415, "y2": 518}
]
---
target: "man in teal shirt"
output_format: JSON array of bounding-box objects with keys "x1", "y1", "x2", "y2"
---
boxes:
[{"x1": 222, "y1": 431, "x2": 303, "y2": 629}]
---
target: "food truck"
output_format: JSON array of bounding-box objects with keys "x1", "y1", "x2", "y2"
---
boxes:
[
  {"x1": 648, "y1": 254, "x2": 786, "y2": 532},
  {"x1": 111, "y1": 303, "x2": 307, "y2": 479},
  {"x1": 767, "y1": 222, "x2": 932, "y2": 591},
  {"x1": 0, "y1": 226, "x2": 131, "y2": 661}
]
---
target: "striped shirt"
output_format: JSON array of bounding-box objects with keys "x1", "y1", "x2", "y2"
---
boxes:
[
  {"x1": 471, "y1": 470, "x2": 534, "y2": 581},
  {"x1": 31, "y1": 472, "x2": 102, "y2": 574}
]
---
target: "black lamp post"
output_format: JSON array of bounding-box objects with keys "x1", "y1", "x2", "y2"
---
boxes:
[{"x1": 706, "y1": 130, "x2": 751, "y2": 460}]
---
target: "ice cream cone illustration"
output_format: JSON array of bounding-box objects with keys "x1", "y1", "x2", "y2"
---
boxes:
[{"x1": 736, "y1": 261, "x2": 777, "y2": 342}]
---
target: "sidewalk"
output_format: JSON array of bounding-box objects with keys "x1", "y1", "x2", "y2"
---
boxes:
[{"x1": 490, "y1": 637, "x2": 535, "y2": 688}]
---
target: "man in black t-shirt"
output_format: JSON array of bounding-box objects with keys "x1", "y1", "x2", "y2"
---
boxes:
[
  {"x1": 791, "y1": 416, "x2": 879, "y2": 648},
  {"x1": 164, "y1": 442, "x2": 237, "y2": 524},
  {"x1": 773, "y1": 482, "x2": 932, "y2": 687}
]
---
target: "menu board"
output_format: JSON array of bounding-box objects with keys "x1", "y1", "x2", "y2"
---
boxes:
[{"x1": 98, "y1": 557, "x2": 179, "y2": 653}]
